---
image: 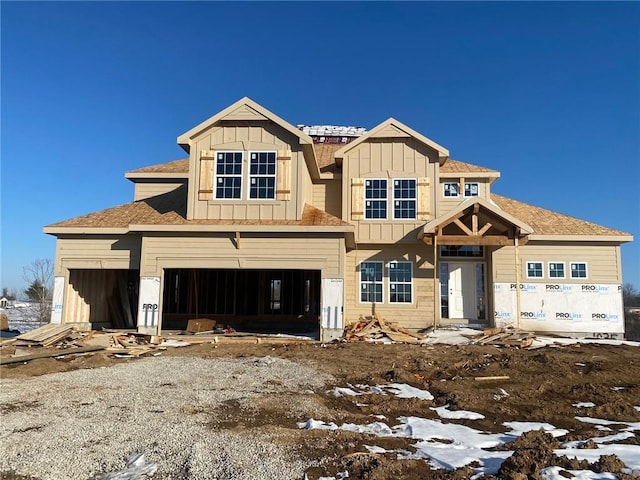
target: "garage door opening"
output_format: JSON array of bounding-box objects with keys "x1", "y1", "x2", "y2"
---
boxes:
[
  {"x1": 67, "y1": 270, "x2": 139, "y2": 329},
  {"x1": 162, "y1": 269, "x2": 321, "y2": 334}
]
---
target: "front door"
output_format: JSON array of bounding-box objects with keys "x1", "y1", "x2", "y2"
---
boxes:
[{"x1": 447, "y1": 262, "x2": 478, "y2": 320}]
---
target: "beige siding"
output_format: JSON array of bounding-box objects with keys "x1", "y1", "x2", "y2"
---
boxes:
[
  {"x1": 492, "y1": 242, "x2": 623, "y2": 284},
  {"x1": 345, "y1": 244, "x2": 436, "y2": 330},
  {"x1": 187, "y1": 123, "x2": 308, "y2": 221},
  {"x1": 55, "y1": 235, "x2": 141, "y2": 273},
  {"x1": 342, "y1": 138, "x2": 439, "y2": 243},
  {"x1": 133, "y1": 181, "x2": 186, "y2": 201},
  {"x1": 312, "y1": 180, "x2": 342, "y2": 217},
  {"x1": 140, "y1": 234, "x2": 344, "y2": 278}
]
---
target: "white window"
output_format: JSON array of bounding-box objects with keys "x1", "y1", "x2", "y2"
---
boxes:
[
  {"x1": 526, "y1": 261, "x2": 543, "y2": 278},
  {"x1": 570, "y1": 262, "x2": 588, "y2": 279},
  {"x1": 249, "y1": 151, "x2": 277, "y2": 199},
  {"x1": 365, "y1": 179, "x2": 387, "y2": 219},
  {"x1": 360, "y1": 261, "x2": 383, "y2": 303},
  {"x1": 464, "y1": 182, "x2": 479, "y2": 197},
  {"x1": 215, "y1": 152, "x2": 243, "y2": 199},
  {"x1": 548, "y1": 262, "x2": 565, "y2": 279},
  {"x1": 443, "y1": 182, "x2": 459, "y2": 197},
  {"x1": 389, "y1": 262, "x2": 412, "y2": 303},
  {"x1": 393, "y1": 179, "x2": 416, "y2": 219}
]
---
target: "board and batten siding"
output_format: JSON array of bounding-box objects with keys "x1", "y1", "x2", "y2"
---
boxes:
[
  {"x1": 344, "y1": 244, "x2": 436, "y2": 330},
  {"x1": 312, "y1": 180, "x2": 342, "y2": 218},
  {"x1": 342, "y1": 138, "x2": 438, "y2": 243},
  {"x1": 140, "y1": 234, "x2": 345, "y2": 279},
  {"x1": 55, "y1": 235, "x2": 141, "y2": 275},
  {"x1": 491, "y1": 243, "x2": 623, "y2": 284},
  {"x1": 133, "y1": 181, "x2": 186, "y2": 202},
  {"x1": 187, "y1": 123, "x2": 312, "y2": 222}
]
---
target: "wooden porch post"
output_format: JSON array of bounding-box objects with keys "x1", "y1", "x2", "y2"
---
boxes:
[
  {"x1": 433, "y1": 234, "x2": 438, "y2": 329},
  {"x1": 514, "y1": 229, "x2": 521, "y2": 330}
]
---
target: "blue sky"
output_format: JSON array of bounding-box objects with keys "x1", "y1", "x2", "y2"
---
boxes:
[{"x1": 1, "y1": 1, "x2": 639, "y2": 293}]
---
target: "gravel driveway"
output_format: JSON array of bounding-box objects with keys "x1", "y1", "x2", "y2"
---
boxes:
[{"x1": 0, "y1": 356, "x2": 334, "y2": 479}]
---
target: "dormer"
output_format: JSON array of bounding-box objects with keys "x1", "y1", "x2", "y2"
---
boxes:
[
  {"x1": 176, "y1": 97, "x2": 318, "y2": 221},
  {"x1": 438, "y1": 159, "x2": 501, "y2": 216}
]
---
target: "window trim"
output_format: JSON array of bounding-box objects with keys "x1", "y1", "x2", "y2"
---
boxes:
[
  {"x1": 388, "y1": 261, "x2": 413, "y2": 304},
  {"x1": 392, "y1": 178, "x2": 417, "y2": 220},
  {"x1": 548, "y1": 262, "x2": 566, "y2": 279},
  {"x1": 570, "y1": 262, "x2": 589, "y2": 279},
  {"x1": 464, "y1": 182, "x2": 480, "y2": 197},
  {"x1": 359, "y1": 261, "x2": 384, "y2": 304},
  {"x1": 526, "y1": 261, "x2": 544, "y2": 279},
  {"x1": 364, "y1": 178, "x2": 388, "y2": 220},
  {"x1": 213, "y1": 151, "x2": 244, "y2": 200},
  {"x1": 247, "y1": 150, "x2": 278, "y2": 201},
  {"x1": 443, "y1": 182, "x2": 460, "y2": 198}
]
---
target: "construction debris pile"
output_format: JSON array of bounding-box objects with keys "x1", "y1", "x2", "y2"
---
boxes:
[
  {"x1": 464, "y1": 327, "x2": 536, "y2": 348},
  {"x1": 342, "y1": 315, "x2": 427, "y2": 343}
]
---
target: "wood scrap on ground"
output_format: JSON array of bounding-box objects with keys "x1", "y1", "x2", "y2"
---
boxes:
[
  {"x1": 342, "y1": 315, "x2": 426, "y2": 343},
  {"x1": 465, "y1": 327, "x2": 536, "y2": 348}
]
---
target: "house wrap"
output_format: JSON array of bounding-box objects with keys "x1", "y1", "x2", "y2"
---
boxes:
[{"x1": 44, "y1": 98, "x2": 633, "y2": 340}]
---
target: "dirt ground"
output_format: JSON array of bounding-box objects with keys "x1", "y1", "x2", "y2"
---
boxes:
[{"x1": 2, "y1": 339, "x2": 639, "y2": 479}]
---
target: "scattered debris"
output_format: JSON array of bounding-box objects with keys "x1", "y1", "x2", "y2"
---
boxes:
[
  {"x1": 475, "y1": 375, "x2": 510, "y2": 382},
  {"x1": 99, "y1": 452, "x2": 158, "y2": 480},
  {"x1": 342, "y1": 315, "x2": 426, "y2": 343},
  {"x1": 465, "y1": 327, "x2": 536, "y2": 348}
]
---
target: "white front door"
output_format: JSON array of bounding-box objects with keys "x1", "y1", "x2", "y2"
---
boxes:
[{"x1": 448, "y1": 263, "x2": 477, "y2": 320}]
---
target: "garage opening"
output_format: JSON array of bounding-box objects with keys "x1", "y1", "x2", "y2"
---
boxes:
[
  {"x1": 162, "y1": 269, "x2": 321, "y2": 334},
  {"x1": 67, "y1": 270, "x2": 139, "y2": 329}
]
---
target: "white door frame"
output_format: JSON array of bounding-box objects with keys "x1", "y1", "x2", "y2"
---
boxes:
[{"x1": 443, "y1": 261, "x2": 485, "y2": 320}]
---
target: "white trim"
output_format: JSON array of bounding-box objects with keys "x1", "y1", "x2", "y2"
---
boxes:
[
  {"x1": 359, "y1": 261, "x2": 384, "y2": 304},
  {"x1": 547, "y1": 261, "x2": 566, "y2": 279},
  {"x1": 443, "y1": 181, "x2": 460, "y2": 198},
  {"x1": 463, "y1": 182, "x2": 480, "y2": 197},
  {"x1": 247, "y1": 150, "x2": 278, "y2": 201},
  {"x1": 526, "y1": 260, "x2": 544, "y2": 279},
  {"x1": 364, "y1": 178, "x2": 388, "y2": 220},
  {"x1": 213, "y1": 151, "x2": 243, "y2": 200},
  {"x1": 388, "y1": 261, "x2": 413, "y2": 304},
  {"x1": 570, "y1": 261, "x2": 589, "y2": 279},
  {"x1": 391, "y1": 178, "x2": 417, "y2": 220}
]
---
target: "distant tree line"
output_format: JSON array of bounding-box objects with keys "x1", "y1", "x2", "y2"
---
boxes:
[{"x1": 624, "y1": 283, "x2": 640, "y2": 307}]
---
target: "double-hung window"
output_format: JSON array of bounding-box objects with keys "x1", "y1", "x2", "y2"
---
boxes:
[
  {"x1": 215, "y1": 152, "x2": 243, "y2": 199},
  {"x1": 360, "y1": 261, "x2": 383, "y2": 303},
  {"x1": 526, "y1": 261, "x2": 543, "y2": 278},
  {"x1": 570, "y1": 262, "x2": 588, "y2": 279},
  {"x1": 393, "y1": 179, "x2": 416, "y2": 219},
  {"x1": 443, "y1": 182, "x2": 459, "y2": 197},
  {"x1": 464, "y1": 182, "x2": 479, "y2": 197},
  {"x1": 249, "y1": 151, "x2": 276, "y2": 199},
  {"x1": 389, "y1": 262, "x2": 412, "y2": 303},
  {"x1": 365, "y1": 179, "x2": 387, "y2": 219}
]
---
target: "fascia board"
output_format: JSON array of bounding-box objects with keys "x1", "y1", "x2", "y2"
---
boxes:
[
  {"x1": 129, "y1": 224, "x2": 355, "y2": 233},
  {"x1": 439, "y1": 172, "x2": 500, "y2": 179},
  {"x1": 527, "y1": 234, "x2": 634, "y2": 243},
  {"x1": 125, "y1": 172, "x2": 189, "y2": 180},
  {"x1": 43, "y1": 227, "x2": 129, "y2": 235}
]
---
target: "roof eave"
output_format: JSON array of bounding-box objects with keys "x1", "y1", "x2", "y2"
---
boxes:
[
  {"x1": 129, "y1": 224, "x2": 354, "y2": 233},
  {"x1": 527, "y1": 234, "x2": 634, "y2": 243},
  {"x1": 125, "y1": 172, "x2": 189, "y2": 180},
  {"x1": 43, "y1": 226, "x2": 129, "y2": 235}
]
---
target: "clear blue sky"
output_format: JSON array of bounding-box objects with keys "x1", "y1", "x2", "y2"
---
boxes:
[{"x1": 1, "y1": 1, "x2": 639, "y2": 294}]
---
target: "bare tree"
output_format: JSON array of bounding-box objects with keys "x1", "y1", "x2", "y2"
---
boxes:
[
  {"x1": 22, "y1": 258, "x2": 54, "y2": 324},
  {"x1": 623, "y1": 283, "x2": 640, "y2": 307}
]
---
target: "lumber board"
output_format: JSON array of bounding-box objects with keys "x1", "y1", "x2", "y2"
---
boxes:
[
  {"x1": 0, "y1": 346, "x2": 106, "y2": 366},
  {"x1": 15, "y1": 324, "x2": 73, "y2": 343}
]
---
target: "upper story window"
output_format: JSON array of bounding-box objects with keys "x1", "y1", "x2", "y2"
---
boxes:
[
  {"x1": 464, "y1": 182, "x2": 479, "y2": 197},
  {"x1": 570, "y1": 262, "x2": 588, "y2": 279},
  {"x1": 443, "y1": 182, "x2": 459, "y2": 197},
  {"x1": 215, "y1": 152, "x2": 243, "y2": 199},
  {"x1": 365, "y1": 179, "x2": 387, "y2": 219},
  {"x1": 393, "y1": 179, "x2": 416, "y2": 219},
  {"x1": 249, "y1": 152, "x2": 277, "y2": 199}
]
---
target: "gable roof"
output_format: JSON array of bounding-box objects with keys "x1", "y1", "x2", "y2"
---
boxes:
[
  {"x1": 44, "y1": 186, "x2": 353, "y2": 234},
  {"x1": 125, "y1": 158, "x2": 190, "y2": 179},
  {"x1": 491, "y1": 194, "x2": 632, "y2": 240},
  {"x1": 334, "y1": 118, "x2": 449, "y2": 163},
  {"x1": 440, "y1": 159, "x2": 499, "y2": 175},
  {"x1": 176, "y1": 97, "x2": 313, "y2": 152}
]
